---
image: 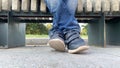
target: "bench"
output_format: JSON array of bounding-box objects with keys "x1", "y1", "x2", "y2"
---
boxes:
[{"x1": 0, "y1": 0, "x2": 120, "y2": 48}]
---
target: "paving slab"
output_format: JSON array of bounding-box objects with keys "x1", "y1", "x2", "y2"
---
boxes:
[{"x1": 0, "y1": 46, "x2": 120, "y2": 68}]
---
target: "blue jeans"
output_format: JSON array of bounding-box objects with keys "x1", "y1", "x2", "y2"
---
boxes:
[{"x1": 44, "y1": 0, "x2": 80, "y2": 36}]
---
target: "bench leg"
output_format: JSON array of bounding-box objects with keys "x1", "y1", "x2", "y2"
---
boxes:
[
  {"x1": 0, "y1": 12, "x2": 26, "y2": 48},
  {"x1": 106, "y1": 18, "x2": 120, "y2": 45},
  {"x1": 8, "y1": 23, "x2": 26, "y2": 48},
  {"x1": 0, "y1": 23, "x2": 8, "y2": 48},
  {"x1": 0, "y1": 23, "x2": 26, "y2": 48},
  {"x1": 88, "y1": 14, "x2": 106, "y2": 47}
]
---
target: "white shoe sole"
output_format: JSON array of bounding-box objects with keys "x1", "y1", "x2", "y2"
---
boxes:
[
  {"x1": 68, "y1": 46, "x2": 89, "y2": 54},
  {"x1": 48, "y1": 39, "x2": 66, "y2": 52}
]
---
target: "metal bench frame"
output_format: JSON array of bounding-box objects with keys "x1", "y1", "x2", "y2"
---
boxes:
[{"x1": 0, "y1": 0, "x2": 120, "y2": 48}]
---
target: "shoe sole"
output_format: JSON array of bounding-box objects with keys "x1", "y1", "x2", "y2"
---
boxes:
[
  {"x1": 68, "y1": 46, "x2": 89, "y2": 54},
  {"x1": 48, "y1": 39, "x2": 66, "y2": 52}
]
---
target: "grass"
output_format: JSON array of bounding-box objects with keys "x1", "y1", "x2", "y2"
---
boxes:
[
  {"x1": 26, "y1": 34, "x2": 49, "y2": 39},
  {"x1": 26, "y1": 34, "x2": 88, "y2": 39}
]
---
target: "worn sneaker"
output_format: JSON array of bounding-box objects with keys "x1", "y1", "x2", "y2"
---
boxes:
[
  {"x1": 48, "y1": 31, "x2": 66, "y2": 52},
  {"x1": 64, "y1": 30, "x2": 89, "y2": 54}
]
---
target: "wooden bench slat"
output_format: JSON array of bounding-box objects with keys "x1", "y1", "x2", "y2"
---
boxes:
[
  {"x1": 102, "y1": 0, "x2": 110, "y2": 12},
  {"x1": 77, "y1": 0, "x2": 84, "y2": 13},
  {"x1": 40, "y1": 0, "x2": 46, "y2": 12},
  {"x1": 21, "y1": 0, "x2": 30, "y2": 12},
  {"x1": 2, "y1": 0, "x2": 10, "y2": 11},
  {"x1": 0, "y1": 0, "x2": 120, "y2": 13},
  {"x1": 111, "y1": 0, "x2": 119, "y2": 12},
  {"x1": 0, "y1": 0, "x2": 1, "y2": 12},
  {"x1": 12, "y1": 0, "x2": 20, "y2": 12},
  {"x1": 85, "y1": 0, "x2": 93, "y2": 12},
  {"x1": 31, "y1": 0, "x2": 38, "y2": 12},
  {"x1": 93, "y1": 0, "x2": 102, "y2": 13}
]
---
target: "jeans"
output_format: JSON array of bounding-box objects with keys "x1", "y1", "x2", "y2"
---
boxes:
[{"x1": 44, "y1": 0, "x2": 80, "y2": 36}]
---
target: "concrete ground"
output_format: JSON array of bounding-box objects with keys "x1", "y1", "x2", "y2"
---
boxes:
[{"x1": 0, "y1": 46, "x2": 120, "y2": 68}]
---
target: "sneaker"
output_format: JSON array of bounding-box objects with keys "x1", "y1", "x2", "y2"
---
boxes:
[
  {"x1": 48, "y1": 31, "x2": 66, "y2": 52},
  {"x1": 64, "y1": 30, "x2": 89, "y2": 54}
]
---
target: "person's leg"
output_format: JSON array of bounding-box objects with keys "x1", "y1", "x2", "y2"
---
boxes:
[
  {"x1": 44, "y1": 0, "x2": 60, "y2": 32},
  {"x1": 58, "y1": 0, "x2": 89, "y2": 54},
  {"x1": 57, "y1": 0, "x2": 80, "y2": 32},
  {"x1": 44, "y1": 0, "x2": 66, "y2": 51}
]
